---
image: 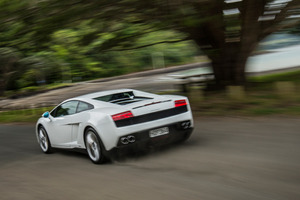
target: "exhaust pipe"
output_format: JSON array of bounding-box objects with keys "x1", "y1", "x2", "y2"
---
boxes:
[
  {"x1": 120, "y1": 135, "x2": 136, "y2": 145},
  {"x1": 121, "y1": 137, "x2": 129, "y2": 145},
  {"x1": 128, "y1": 135, "x2": 135, "y2": 143},
  {"x1": 181, "y1": 121, "x2": 191, "y2": 129}
]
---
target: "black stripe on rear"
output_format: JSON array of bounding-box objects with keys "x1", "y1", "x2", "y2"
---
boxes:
[{"x1": 114, "y1": 105, "x2": 188, "y2": 127}]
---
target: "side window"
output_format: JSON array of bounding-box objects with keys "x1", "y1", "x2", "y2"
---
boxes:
[
  {"x1": 76, "y1": 101, "x2": 94, "y2": 113},
  {"x1": 51, "y1": 101, "x2": 78, "y2": 117}
]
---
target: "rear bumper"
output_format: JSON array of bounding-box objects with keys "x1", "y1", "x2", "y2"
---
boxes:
[
  {"x1": 114, "y1": 105, "x2": 188, "y2": 127},
  {"x1": 107, "y1": 120, "x2": 193, "y2": 156}
]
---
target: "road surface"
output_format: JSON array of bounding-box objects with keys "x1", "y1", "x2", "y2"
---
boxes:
[{"x1": 1, "y1": 117, "x2": 300, "y2": 200}]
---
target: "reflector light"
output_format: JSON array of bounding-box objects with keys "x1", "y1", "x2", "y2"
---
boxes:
[
  {"x1": 112, "y1": 111, "x2": 133, "y2": 121},
  {"x1": 175, "y1": 99, "x2": 187, "y2": 107}
]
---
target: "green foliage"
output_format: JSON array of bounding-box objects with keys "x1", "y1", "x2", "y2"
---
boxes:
[
  {"x1": 2, "y1": 0, "x2": 299, "y2": 95},
  {"x1": 0, "y1": 18, "x2": 199, "y2": 94},
  {"x1": 0, "y1": 0, "x2": 201, "y2": 94}
]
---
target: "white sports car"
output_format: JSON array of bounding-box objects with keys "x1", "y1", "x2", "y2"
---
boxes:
[{"x1": 36, "y1": 89, "x2": 194, "y2": 164}]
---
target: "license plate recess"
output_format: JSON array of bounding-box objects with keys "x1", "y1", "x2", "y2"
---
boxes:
[{"x1": 149, "y1": 127, "x2": 169, "y2": 138}]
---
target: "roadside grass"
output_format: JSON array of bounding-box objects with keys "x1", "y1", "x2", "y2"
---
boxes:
[
  {"x1": 249, "y1": 70, "x2": 300, "y2": 83},
  {"x1": 3, "y1": 83, "x2": 72, "y2": 98},
  {"x1": 188, "y1": 70, "x2": 300, "y2": 116},
  {"x1": 188, "y1": 90, "x2": 300, "y2": 116},
  {"x1": 0, "y1": 70, "x2": 299, "y2": 123},
  {"x1": 0, "y1": 107, "x2": 53, "y2": 123}
]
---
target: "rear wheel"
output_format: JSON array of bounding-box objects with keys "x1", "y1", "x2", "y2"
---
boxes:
[
  {"x1": 38, "y1": 126, "x2": 52, "y2": 153},
  {"x1": 85, "y1": 128, "x2": 106, "y2": 164}
]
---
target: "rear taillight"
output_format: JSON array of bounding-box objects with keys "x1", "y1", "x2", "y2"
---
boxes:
[
  {"x1": 112, "y1": 111, "x2": 133, "y2": 121},
  {"x1": 175, "y1": 99, "x2": 187, "y2": 107}
]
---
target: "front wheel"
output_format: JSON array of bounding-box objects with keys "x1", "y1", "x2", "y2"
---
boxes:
[
  {"x1": 38, "y1": 126, "x2": 52, "y2": 153},
  {"x1": 85, "y1": 128, "x2": 106, "y2": 164}
]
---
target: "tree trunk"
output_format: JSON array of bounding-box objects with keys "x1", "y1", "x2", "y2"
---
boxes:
[
  {"x1": 0, "y1": 57, "x2": 18, "y2": 96},
  {"x1": 0, "y1": 80, "x2": 5, "y2": 96},
  {"x1": 204, "y1": 43, "x2": 250, "y2": 90}
]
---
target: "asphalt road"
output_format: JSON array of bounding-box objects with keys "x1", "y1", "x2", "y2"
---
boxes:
[{"x1": 0, "y1": 117, "x2": 300, "y2": 200}]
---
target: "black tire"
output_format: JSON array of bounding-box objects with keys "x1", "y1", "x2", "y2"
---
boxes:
[
  {"x1": 38, "y1": 126, "x2": 52, "y2": 154},
  {"x1": 84, "y1": 127, "x2": 106, "y2": 164}
]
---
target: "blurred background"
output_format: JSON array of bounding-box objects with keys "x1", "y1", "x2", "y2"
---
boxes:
[
  {"x1": 1, "y1": 2, "x2": 300, "y2": 200},
  {"x1": 0, "y1": 0, "x2": 300, "y2": 118}
]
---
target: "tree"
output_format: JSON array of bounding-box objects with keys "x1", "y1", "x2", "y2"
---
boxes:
[
  {"x1": 0, "y1": 48, "x2": 20, "y2": 95},
  {"x1": 118, "y1": 0, "x2": 300, "y2": 89},
  {"x1": 2, "y1": 0, "x2": 300, "y2": 90}
]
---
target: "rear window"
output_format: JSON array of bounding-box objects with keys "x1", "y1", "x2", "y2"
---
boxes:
[{"x1": 93, "y1": 91, "x2": 152, "y2": 105}]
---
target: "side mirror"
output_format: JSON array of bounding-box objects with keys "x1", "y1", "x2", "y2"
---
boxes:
[{"x1": 42, "y1": 111, "x2": 50, "y2": 118}]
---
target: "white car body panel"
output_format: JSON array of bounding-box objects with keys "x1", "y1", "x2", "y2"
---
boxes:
[{"x1": 36, "y1": 89, "x2": 194, "y2": 153}]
